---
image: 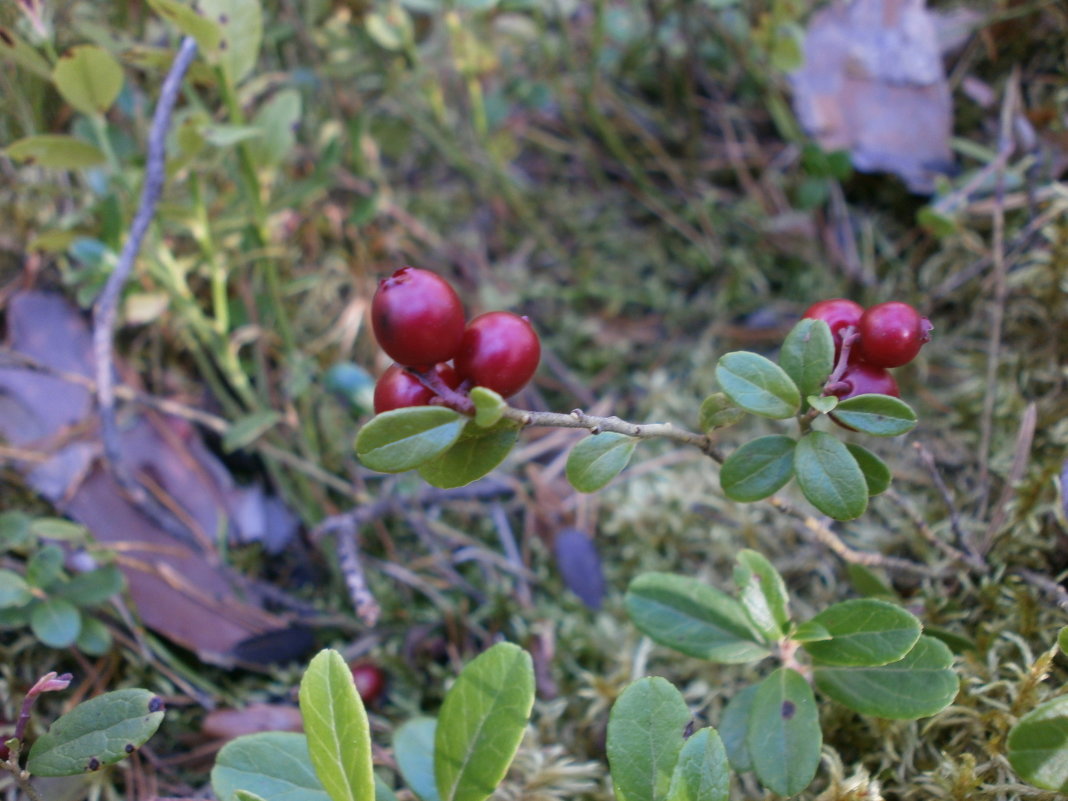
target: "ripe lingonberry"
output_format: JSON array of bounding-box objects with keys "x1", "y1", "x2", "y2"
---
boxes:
[
  {"x1": 373, "y1": 363, "x2": 459, "y2": 414},
  {"x1": 371, "y1": 267, "x2": 466, "y2": 368},
  {"x1": 802, "y1": 298, "x2": 864, "y2": 358},
  {"x1": 455, "y1": 311, "x2": 541, "y2": 399},
  {"x1": 830, "y1": 362, "x2": 900, "y2": 400},
  {"x1": 350, "y1": 662, "x2": 387, "y2": 705},
  {"x1": 855, "y1": 302, "x2": 932, "y2": 368}
]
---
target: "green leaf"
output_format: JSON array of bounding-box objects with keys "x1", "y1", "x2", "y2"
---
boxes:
[
  {"x1": 665, "y1": 727, "x2": 730, "y2": 801},
  {"x1": 249, "y1": 89, "x2": 302, "y2": 166},
  {"x1": 27, "y1": 544, "x2": 66, "y2": 588},
  {"x1": 813, "y1": 636, "x2": 959, "y2": 719},
  {"x1": 719, "y1": 436, "x2": 796, "y2": 503},
  {"x1": 0, "y1": 570, "x2": 33, "y2": 608},
  {"x1": 718, "y1": 684, "x2": 758, "y2": 773},
  {"x1": 147, "y1": 0, "x2": 223, "y2": 51},
  {"x1": 802, "y1": 599, "x2": 921, "y2": 667},
  {"x1": 76, "y1": 615, "x2": 113, "y2": 656},
  {"x1": 924, "y1": 625, "x2": 976, "y2": 654},
  {"x1": 830, "y1": 395, "x2": 918, "y2": 437},
  {"x1": 417, "y1": 421, "x2": 518, "y2": 489},
  {"x1": 235, "y1": 792, "x2": 269, "y2": 801},
  {"x1": 733, "y1": 549, "x2": 790, "y2": 642},
  {"x1": 779, "y1": 319, "x2": 834, "y2": 400},
  {"x1": 30, "y1": 518, "x2": 89, "y2": 543},
  {"x1": 791, "y1": 621, "x2": 831, "y2": 643},
  {"x1": 0, "y1": 26, "x2": 53, "y2": 79},
  {"x1": 845, "y1": 444, "x2": 892, "y2": 496},
  {"x1": 1059, "y1": 626, "x2": 1068, "y2": 656},
  {"x1": 30, "y1": 597, "x2": 82, "y2": 648},
  {"x1": 746, "y1": 668, "x2": 821, "y2": 797},
  {"x1": 1008, "y1": 695, "x2": 1068, "y2": 791},
  {"x1": 356, "y1": 407, "x2": 466, "y2": 473},
  {"x1": 27, "y1": 689, "x2": 165, "y2": 777},
  {"x1": 566, "y1": 433, "x2": 638, "y2": 493},
  {"x1": 917, "y1": 205, "x2": 959, "y2": 238},
  {"x1": 435, "y1": 643, "x2": 534, "y2": 801},
  {"x1": 54, "y1": 565, "x2": 125, "y2": 606},
  {"x1": 625, "y1": 573, "x2": 768, "y2": 664},
  {"x1": 202, "y1": 124, "x2": 264, "y2": 147},
  {"x1": 52, "y1": 45, "x2": 123, "y2": 115},
  {"x1": 223, "y1": 411, "x2": 282, "y2": 453},
  {"x1": 793, "y1": 431, "x2": 868, "y2": 520},
  {"x1": 770, "y1": 22, "x2": 805, "y2": 72},
  {"x1": 846, "y1": 563, "x2": 897, "y2": 599},
  {"x1": 715, "y1": 352, "x2": 801, "y2": 419},
  {"x1": 698, "y1": 393, "x2": 745, "y2": 432},
  {"x1": 299, "y1": 649, "x2": 374, "y2": 801},
  {"x1": 807, "y1": 394, "x2": 838, "y2": 414},
  {"x1": 0, "y1": 605, "x2": 30, "y2": 629},
  {"x1": 606, "y1": 677, "x2": 691, "y2": 801},
  {"x1": 0, "y1": 511, "x2": 34, "y2": 551},
  {"x1": 469, "y1": 387, "x2": 506, "y2": 428},
  {"x1": 394, "y1": 717, "x2": 441, "y2": 801},
  {"x1": 199, "y1": 0, "x2": 264, "y2": 84},
  {"x1": 376, "y1": 776, "x2": 399, "y2": 801},
  {"x1": 212, "y1": 732, "x2": 330, "y2": 801},
  {"x1": 4, "y1": 135, "x2": 106, "y2": 169}
]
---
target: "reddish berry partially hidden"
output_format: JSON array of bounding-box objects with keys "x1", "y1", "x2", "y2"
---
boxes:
[
  {"x1": 855, "y1": 301, "x2": 932, "y2": 368},
  {"x1": 455, "y1": 311, "x2": 541, "y2": 399},
  {"x1": 803, "y1": 298, "x2": 864, "y2": 358},
  {"x1": 371, "y1": 267, "x2": 466, "y2": 368},
  {"x1": 373, "y1": 363, "x2": 459, "y2": 414},
  {"x1": 350, "y1": 662, "x2": 387, "y2": 705},
  {"x1": 830, "y1": 362, "x2": 900, "y2": 400}
]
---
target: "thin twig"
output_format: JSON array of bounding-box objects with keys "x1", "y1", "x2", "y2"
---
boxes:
[{"x1": 883, "y1": 487, "x2": 984, "y2": 571}]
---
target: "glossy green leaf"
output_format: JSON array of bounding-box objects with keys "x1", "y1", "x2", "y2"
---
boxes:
[
  {"x1": 625, "y1": 573, "x2": 768, "y2": 664},
  {"x1": 54, "y1": 565, "x2": 125, "y2": 606},
  {"x1": 698, "y1": 393, "x2": 745, "y2": 432},
  {"x1": 718, "y1": 684, "x2": 758, "y2": 773},
  {"x1": 469, "y1": 387, "x2": 506, "y2": 428},
  {"x1": 52, "y1": 45, "x2": 123, "y2": 115},
  {"x1": 212, "y1": 732, "x2": 330, "y2": 801},
  {"x1": 0, "y1": 26, "x2": 52, "y2": 79},
  {"x1": 665, "y1": 727, "x2": 730, "y2": 801},
  {"x1": 779, "y1": 319, "x2": 834, "y2": 400},
  {"x1": 845, "y1": 444, "x2": 892, "y2": 496},
  {"x1": 746, "y1": 668, "x2": 821, "y2": 797},
  {"x1": 30, "y1": 518, "x2": 89, "y2": 543},
  {"x1": 417, "y1": 421, "x2": 518, "y2": 488},
  {"x1": 4, "y1": 135, "x2": 106, "y2": 169},
  {"x1": 355, "y1": 407, "x2": 466, "y2": 473},
  {"x1": 27, "y1": 543, "x2": 66, "y2": 588},
  {"x1": 0, "y1": 570, "x2": 33, "y2": 608},
  {"x1": 223, "y1": 411, "x2": 282, "y2": 453},
  {"x1": 791, "y1": 621, "x2": 831, "y2": 643},
  {"x1": 566, "y1": 433, "x2": 638, "y2": 493},
  {"x1": 715, "y1": 352, "x2": 800, "y2": 419},
  {"x1": 250, "y1": 89, "x2": 301, "y2": 166},
  {"x1": 808, "y1": 394, "x2": 837, "y2": 414},
  {"x1": 802, "y1": 599, "x2": 920, "y2": 667},
  {"x1": 1008, "y1": 695, "x2": 1068, "y2": 791},
  {"x1": 147, "y1": 0, "x2": 223, "y2": 51},
  {"x1": 793, "y1": 431, "x2": 868, "y2": 520},
  {"x1": 719, "y1": 436, "x2": 795, "y2": 503},
  {"x1": 606, "y1": 677, "x2": 691, "y2": 801},
  {"x1": 435, "y1": 643, "x2": 534, "y2": 801},
  {"x1": 30, "y1": 597, "x2": 81, "y2": 648},
  {"x1": 394, "y1": 717, "x2": 440, "y2": 801},
  {"x1": 199, "y1": 0, "x2": 263, "y2": 83},
  {"x1": 76, "y1": 615, "x2": 113, "y2": 656},
  {"x1": 813, "y1": 636, "x2": 959, "y2": 719},
  {"x1": 733, "y1": 549, "x2": 790, "y2": 642},
  {"x1": 299, "y1": 649, "x2": 374, "y2": 801},
  {"x1": 27, "y1": 689, "x2": 165, "y2": 776},
  {"x1": 831, "y1": 395, "x2": 918, "y2": 437}
]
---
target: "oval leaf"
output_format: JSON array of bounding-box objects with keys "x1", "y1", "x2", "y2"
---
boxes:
[
  {"x1": 813, "y1": 636, "x2": 959, "y2": 719},
  {"x1": 845, "y1": 443, "x2": 892, "y2": 496},
  {"x1": 665, "y1": 727, "x2": 730, "y2": 801},
  {"x1": 435, "y1": 643, "x2": 534, "y2": 801},
  {"x1": 394, "y1": 717, "x2": 441, "y2": 801},
  {"x1": 198, "y1": 0, "x2": 263, "y2": 84},
  {"x1": 53, "y1": 45, "x2": 123, "y2": 116},
  {"x1": 355, "y1": 407, "x2": 466, "y2": 473},
  {"x1": 733, "y1": 549, "x2": 790, "y2": 642},
  {"x1": 5, "y1": 135, "x2": 106, "y2": 169},
  {"x1": 698, "y1": 393, "x2": 745, "y2": 432},
  {"x1": 831, "y1": 395, "x2": 917, "y2": 437},
  {"x1": 746, "y1": 668, "x2": 821, "y2": 797},
  {"x1": 625, "y1": 573, "x2": 768, "y2": 663},
  {"x1": 802, "y1": 598, "x2": 920, "y2": 667},
  {"x1": 249, "y1": 89, "x2": 302, "y2": 166},
  {"x1": 76, "y1": 615, "x2": 113, "y2": 656},
  {"x1": 0, "y1": 569, "x2": 33, "y2": 608},
  {"x1": 299, "y1": 649, "x2": 374, "y2": 801},
  {"x1": 27, "y1": 689, "x2": 165, "y2": 777},
  {"x1": 719, "y1": 435, "x2": 796, "y2": 503},
  {"x1": 469, "y1": 387, "x2": 506, "y2": 428},
  {"x1": 715, "y1": 352, "x2": 800, "y2": 419},
  {"x1": 779, "y1": 318, "x2": 834, "y2": 400},
  {"x1": 54, "y1": 565, "x2": 125, "y2": 606},
  {"x1": 607, "y1": 677, "x2": 691, "y2": 801},
  {"x1": 417, "y1": 421, "x2": 518, "y2": 489},
  {"x1": 212, "y1": 732, "x2": 330, "y2": 801},
  {"x1": 793, "y1": 431, "x2": 868, "y2": 520},
  {"x1": 223, "y1": 411, "x2": 282, "y2": 453},
  {"x1": 1008, "y1": 695, "x2": 1068, "y2": 792},
  {"x1": 30, "y1": 597, "x2": 81, "y2": 648},
  {"x1": 27, "y1": 544, "x2": 66, "y2": 588},
  {"x1": 148, "y1": 0, "x2": 224, "y2": 50},
  {"x1": 566, "y1": 432, "x2": 638, "y2": 493},
  {"x1": 718, "y1": 683, "x2": 758, "y2": 773}
]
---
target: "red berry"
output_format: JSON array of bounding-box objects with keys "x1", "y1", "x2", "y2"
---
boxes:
[
  {"x1": 802, "y1": 299, "x2": 864, "y2": 358},
  {"x1": 350, "y1": 662, "x2": 387, "y2": 705},
  {"x1": 855, "y1": 302, "x2": 932, "y2": 368},
  {"x1": 830, "y1": 362, "x2": 900, "y2": 400},
  {"x1": 373, "y1": 363, "x2": 459, "y2": 414},
  {"x1": 455, "y1": 312, "x2": 541, "y2": 398},
  {"x1": 371, "y1": 267, "x2": 466, "y2": 368}
]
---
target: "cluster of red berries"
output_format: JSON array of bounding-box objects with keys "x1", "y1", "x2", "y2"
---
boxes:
[
  {"x1": 370, "y1": 267, "x2": 541, "y2": 414},
  {"x1": 803, "y1": 299, "x2": 932, "y2": 400}
]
